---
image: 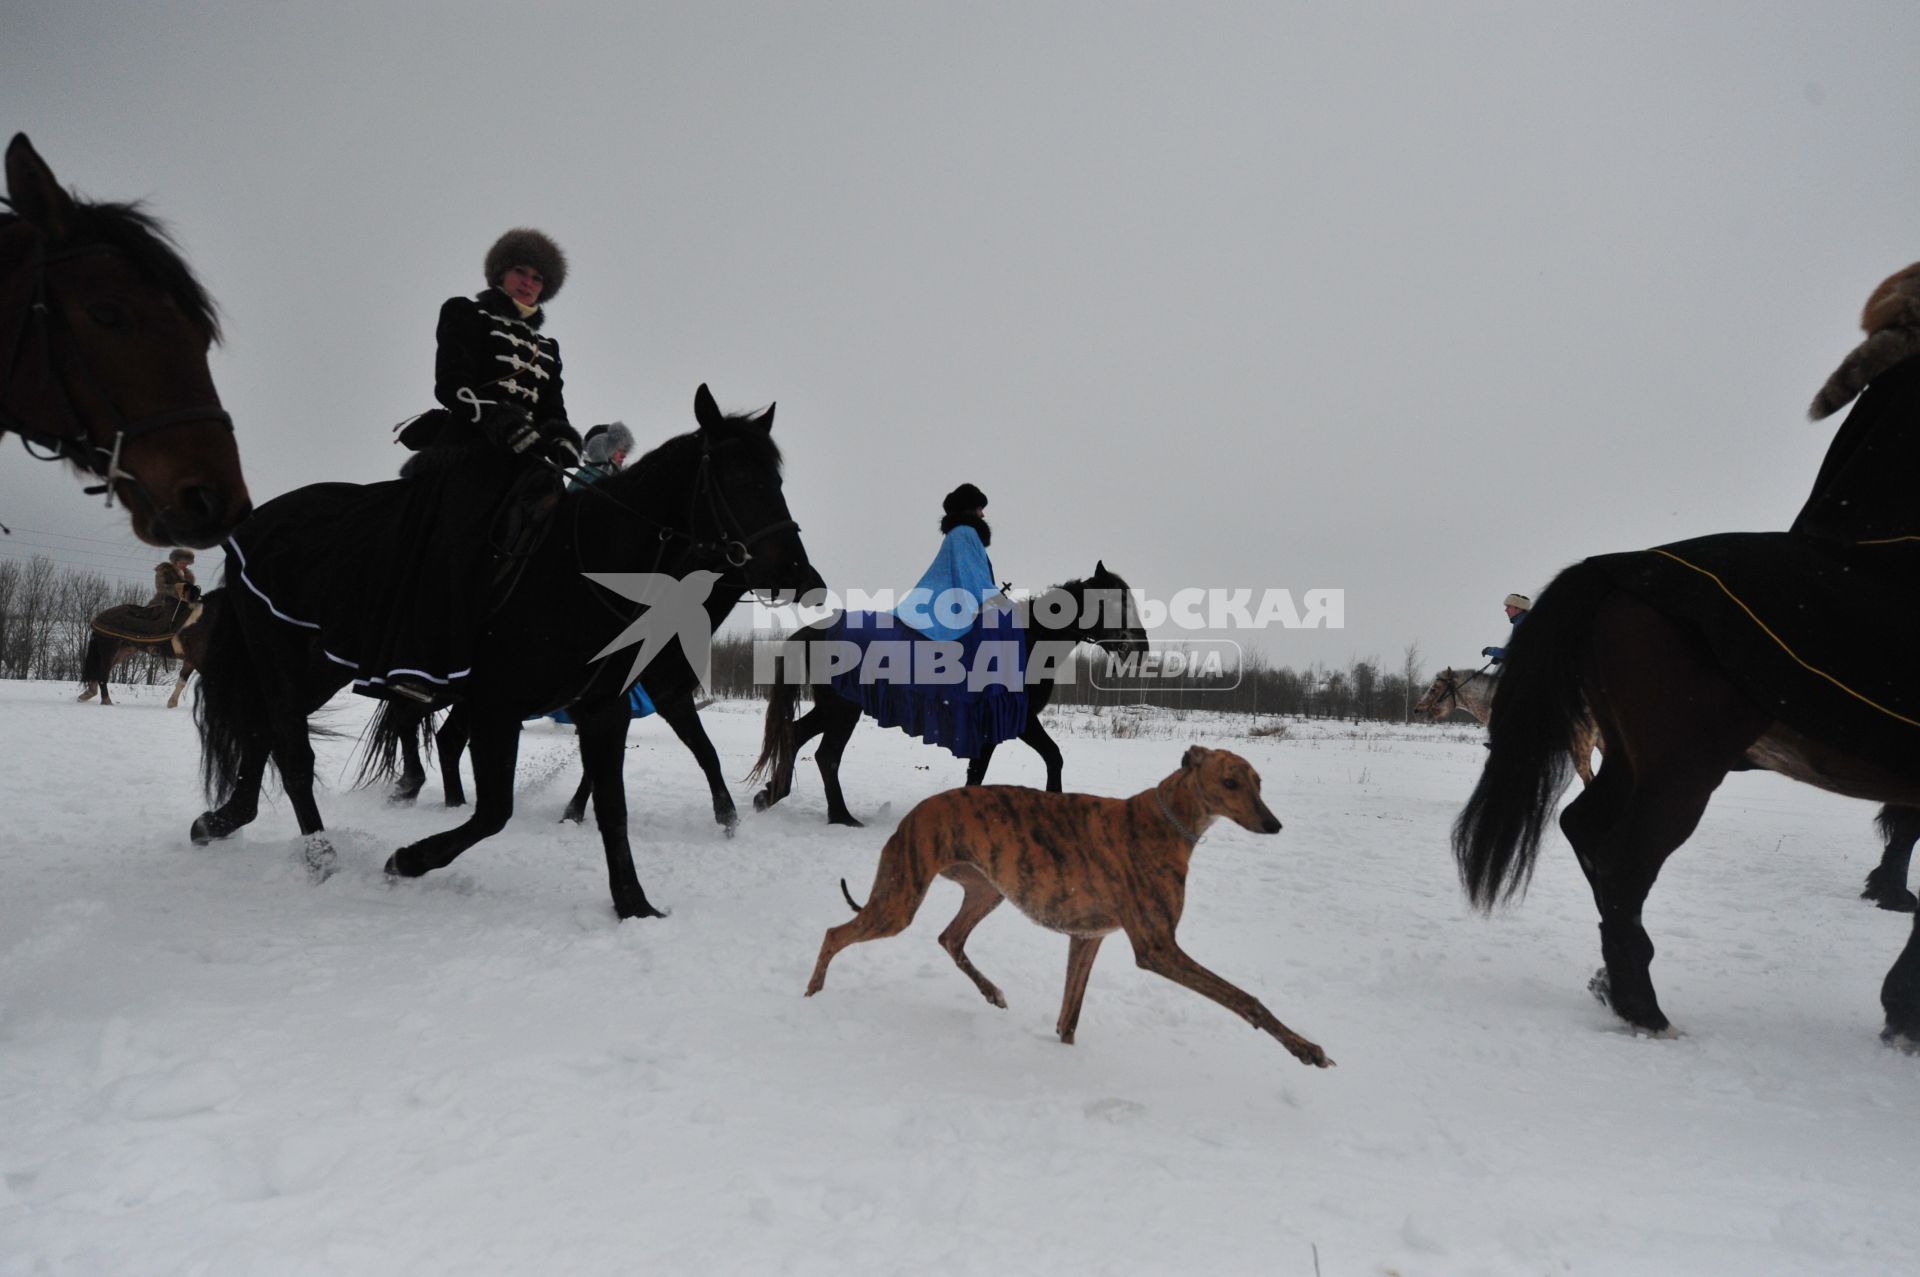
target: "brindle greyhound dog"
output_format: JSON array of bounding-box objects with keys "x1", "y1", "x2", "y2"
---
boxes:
[{"x1": 805, "y1": 745, "x2": 1333, "y2": 1068}]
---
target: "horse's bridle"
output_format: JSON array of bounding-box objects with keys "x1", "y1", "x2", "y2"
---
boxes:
[
  {"x1": 1425, "y1": 664, "x2": 1490, "y2": 716},
  {"x1": 0, "y1": 236, "x2": 233, "y2": 511}
]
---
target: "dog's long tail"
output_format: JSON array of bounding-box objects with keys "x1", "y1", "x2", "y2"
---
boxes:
[{"x1": 839, "y1": 878, "x2": 864, "y2": 913}]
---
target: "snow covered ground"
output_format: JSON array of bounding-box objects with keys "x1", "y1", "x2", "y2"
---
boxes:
[{"x1": 1, "y1": 679, "x2": 1914, "y2": 1276}]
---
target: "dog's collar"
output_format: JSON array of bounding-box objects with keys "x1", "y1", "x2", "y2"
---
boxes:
[{"x1": 1153, "y1": 783, "x2": 1201, "y2": 846}]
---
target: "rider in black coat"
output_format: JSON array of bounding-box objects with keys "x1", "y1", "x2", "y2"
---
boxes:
[{"x1": 364, "y1": 228, "x2": 581, "y2": 704}]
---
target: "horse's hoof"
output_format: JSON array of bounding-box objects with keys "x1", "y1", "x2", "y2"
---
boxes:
[
  {"x1": 827, "y1": 813, "x2": 865, "y2": 829},
  {"x1": 190, "y1": 813, "x2": 230, "y2": 845},
  {"x1": 386, "y1": 790, "x2": 419, "y2": 808},
  {"x1": 615, "y1": 899, "x2": 669, "y2": 922},
  {"x1": 384, "y1": 849, "x2": 420, "y2": 879},
  {"x1": 1862, "y1": 871, "x2": 1918, "y2": 912},
  {"x1": 752, "y1": 789, "x2": 772, "y2": 812},
  {"x1": 303, "y1": 835, "x2": 337, "y2": 883},
  {"x1": 1881, "y1": 1025, "x2": 1920, "y2": 1054}
]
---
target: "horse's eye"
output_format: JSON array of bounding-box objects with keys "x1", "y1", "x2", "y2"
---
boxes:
[
  {"x1": 87, "y1": 302, "x2": 132, "y2": 331},
  {"x1": 1223, "y1": 777, "x2": 1241, "y2": 791}
]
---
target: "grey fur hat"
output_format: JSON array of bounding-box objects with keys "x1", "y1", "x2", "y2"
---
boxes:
[
  {"x1": 1810, "y1": 262, "x2": 1920, "y2": 419},
  {"x1": 583, "y1": 421, "x2": 634, "y2": 466},
  {"x1": 484, "y1": 228, "x2": 568, "y2": 302}
]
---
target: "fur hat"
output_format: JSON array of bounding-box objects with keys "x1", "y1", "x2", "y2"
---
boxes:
[
  {"x1": 1810, "y1": 262, "x2": 1920, "y2": 419},
  {"x1": 168, "y1": 548, "x2": 195, "y2": 563},
  {"x1": 484, "y1": 228, "x2": 567, "y2": 303},
  {"x1": 583, "y1": 421, "x2": 634, "y2": 466},
  {"x1": 942, "y1": 483, "x2": 988, "y2": 516},
  {"x1": 1503, "y1": 593, "x2": 1530, "y2": 610}
]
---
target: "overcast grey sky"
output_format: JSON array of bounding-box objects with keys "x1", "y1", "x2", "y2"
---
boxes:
[{"x1": 5, "y1": 1, "x2": 1917, "y2": 677}]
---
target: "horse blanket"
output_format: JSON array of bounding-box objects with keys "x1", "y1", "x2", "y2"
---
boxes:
[
  {"x1": 90, "y1": 597, "x2": 196, "y2": 644},
  {"x1": 544, "y1": 683, "x2": 656, "y2": 725},
  {"x1": 1590, "y1": 532, "x2": 1920, "y2": 772},
  {"x1": 821, "y1": 607, "x2": 1029, "y2": 759}
]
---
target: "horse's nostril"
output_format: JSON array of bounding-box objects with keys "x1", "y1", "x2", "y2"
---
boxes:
[{"x1": 178, "y1": 483, "x2": 223, "y2": 524}]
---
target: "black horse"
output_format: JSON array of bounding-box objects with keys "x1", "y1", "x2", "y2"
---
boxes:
[
  {"x1": 1864, "y1": 806, "x2": 1920, "y2": 912},
  {"x1": 388, "y1": 647, "x2": 739, "y2": 832},
  {"x1": 191, "y1": 385, "x2": 820, "y2": 919},
  {"x1": 748, "y1": 563, "x2": 1146, "y2": 825}
]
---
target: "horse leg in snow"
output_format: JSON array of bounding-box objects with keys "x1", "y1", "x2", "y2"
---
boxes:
[
  {"x1": 437, "y1": 703, "x2": 472, "y2": 807},
  {"x1": 1571, "y1": 602, "x2": 1766, "y2": 1034},
  {"x1": 386, "y1": 710, "x2": 520, "y2": 879},
  {"x1": 657, "y1": 688, "x2": 737, "y2": 832},
  {"x1": 814, "y1": 701, "x2": 863, "y2": 827},
  {"x1": 1021, "y1": 714, "x2": 1065, "y2": 792},
  {"x1": 1862, "y1": 805, "x2": 1920, "y2": 913},
  {"x1": 562, "y1": 768, "x2": 594, "y2": 824},
  {"x1": 388, "y1": 704, "x2": 429, "y2": 805},
  {"x1": 964, "y1": 740, "x2": 1000, "y2": 787},
  {"x1": 1882, "y1": 906, "x2": 1920, "y2": 1050},
  {"x1": 572, "y1": 696, "x2": 665, "y2": 919},
  {"x1": 167, "y1": 663, "x2": 192, "y2": 708},
  {"x1": 190, "y1": 738, "x2": 269, "y2": 843}
]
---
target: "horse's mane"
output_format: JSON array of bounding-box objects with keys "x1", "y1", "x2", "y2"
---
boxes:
[{"x1": 0, "y1": 197, "x2": 221, "y2": 343}]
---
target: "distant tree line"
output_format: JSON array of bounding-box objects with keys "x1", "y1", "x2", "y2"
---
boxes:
[
  {"x1": 0, "y1": 558, "x2": 1443, "y2": 722},
  {"x1": 704, "y1": 632, "x2": 1434, "y2": 723},
  {"x1": 0, "y1": 556, "x2": 171, "y2": 685}
]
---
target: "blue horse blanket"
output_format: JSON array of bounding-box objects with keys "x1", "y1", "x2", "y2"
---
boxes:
[{"x1": 542, "y1": 682, "x2": 657, "y2": 726}]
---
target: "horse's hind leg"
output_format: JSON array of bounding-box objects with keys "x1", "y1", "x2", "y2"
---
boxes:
[
  {"x1": 814, "y1": 699, "x2": 863, "y2": 826},
  {"x1": 1881, "y1": 907, "x2": 1920, "y2": 1050},
  {"x1": 562, "y1": 768, "x2": 593, "y2": 824},
  {"x1": 387, "y1": 712, "x2": 519, "y2": 880},
  {"x1": 1862, "y1": 806, "x2": 1919, "y2": 913},
  {"x1": 1573, "y1": 611, "x2": 1765, "y2": 1034}
]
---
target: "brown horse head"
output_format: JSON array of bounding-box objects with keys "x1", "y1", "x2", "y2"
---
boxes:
[{"x1": 1, "y1": 134, "x2": 249, "y2": 547}]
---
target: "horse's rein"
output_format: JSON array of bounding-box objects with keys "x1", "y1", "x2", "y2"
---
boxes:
[{"x1": 0, "y1": 236, "x2": 232, "y2": 511}]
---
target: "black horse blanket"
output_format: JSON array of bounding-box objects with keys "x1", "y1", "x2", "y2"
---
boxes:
[{"x1": 1590, "y1": 532, "x2": 1920, "y2": 772}]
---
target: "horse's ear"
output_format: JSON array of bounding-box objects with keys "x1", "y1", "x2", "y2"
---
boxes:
[
  {"x1": 1181, "y1": 745, "x2": 1207, "y2": 770},
  {"x1": 1095, "y1": 558, "x2": 1108, "y2": 578},
  {"x1": 6, "y1": 134, "x2": 75, "y2": 240},
  {"x1": 694, "y1": 383, "x2": 720, "y2": 431},
  {"x1": 755, "y1": 402, "x2": 775, "y2": 433}
]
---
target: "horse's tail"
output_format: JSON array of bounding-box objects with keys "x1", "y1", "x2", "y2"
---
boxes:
[
  {"x1": 353, "y1": 701, "x2": 434, "y2": 788},
  {"x1": 78, "y1": 629, "x2": 116, "y2": 689},
  {"x1": 1452, "y1": 560, "x2": 1611, "y2": 910},
  {"x1": 192, "y1": 585, "x2": 266, "y2": 805},
  {"x1": 747, "y1": 646, "x2": 802, "y2": 786}
]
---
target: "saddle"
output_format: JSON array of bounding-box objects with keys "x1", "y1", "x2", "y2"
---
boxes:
[{"x1": 90, "y1": 598, "x2": 202, "y2": 647}]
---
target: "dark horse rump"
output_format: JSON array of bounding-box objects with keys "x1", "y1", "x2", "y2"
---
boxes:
[
  {"x1": 1587, "y1": 532, "x2": 1920, "y2": 776},
  {"x1": 1452, "y1": 545, "x2": 1920, "y2": 1049},
  {"x1": 224, "y1": 446, "x2": 520, "y2": 698}
]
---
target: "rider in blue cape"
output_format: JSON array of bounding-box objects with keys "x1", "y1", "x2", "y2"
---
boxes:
[{"x1": 825, "y1": 483, "x2": 1028, "y2": 758}]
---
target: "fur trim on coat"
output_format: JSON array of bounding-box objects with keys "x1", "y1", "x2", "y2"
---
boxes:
[
  {"x1": 1810, "y1": 262, "x2": 1920, "y2": 419},
  {"x1": 484, "y1": 228, "x2": 567, "y2": 302}
]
